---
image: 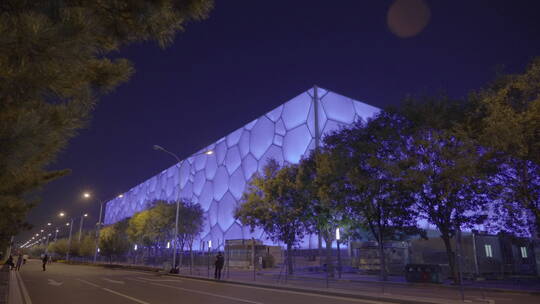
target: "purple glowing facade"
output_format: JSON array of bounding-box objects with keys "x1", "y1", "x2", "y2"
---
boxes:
[{"x1": 104, "y1": 87, "x2": 379, "y2": 249}]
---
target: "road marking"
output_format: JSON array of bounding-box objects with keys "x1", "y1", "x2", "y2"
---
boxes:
[
  {"x1": 77, "y1": 279, "x2": 100, "y2": 288},
  {"x1": 166, "y1": 276, "x2": 393, "y2": 304},
  {"x1": 147, "y1": 281, "x2": 264, "y2": 304},
  {"x1": 102, "y1": 278, "x2": 125, "y2": 284},
  {"x1": 48, "y1": 279, "x2": 63, "y2": 286},
  {"x1": 135, "y1": 277, "x2": 182, "y2": 282},
  {"x1": 16, "y1": 271, "x2": 33, "y2": 304},
  {"x1": 102, "y1": 288, "x2": 151, "y2": 304},
  {"x1": 77, "y1": 279, "x2": 150, "y2": 304}
]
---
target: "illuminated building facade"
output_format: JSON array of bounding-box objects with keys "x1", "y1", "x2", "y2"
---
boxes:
[{"x1": 104, "y1": 86, "x2": 379, "y2": 249}]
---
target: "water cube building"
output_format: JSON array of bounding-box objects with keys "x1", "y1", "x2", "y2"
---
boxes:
[{"x1": 103, "y1": 86, "x2": 380, "y2": 249}]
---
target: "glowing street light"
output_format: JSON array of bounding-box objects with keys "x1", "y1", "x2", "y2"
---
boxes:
[
  {"x1": 59, "y1": 212, "x2": 65, "y2": 217},
  {"x1": 83, "y1": 192, "x2": 91, "y2": 198}
]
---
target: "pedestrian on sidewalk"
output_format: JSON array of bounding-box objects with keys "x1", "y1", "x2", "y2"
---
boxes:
[
  {"x1": 214, "y1": 252, "x2": 224, "y2": 280},
  {"x1": 15, "y1": 253, "x2": 23, "y2": 271},
  {"x1": 42, "y1": 254, "x2": 48, "y2": 271},
  {"x1": 5, "y1": 255, "x2": 14, "y2": 270}
]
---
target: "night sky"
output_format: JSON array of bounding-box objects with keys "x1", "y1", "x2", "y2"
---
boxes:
[{"x1": 19, "y1": 0, "x2": 540, "y2": 242}]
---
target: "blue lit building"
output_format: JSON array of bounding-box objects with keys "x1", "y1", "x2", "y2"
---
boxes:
[{"x1": 104, "y1": 86, "x2": 379, "y2": 249}]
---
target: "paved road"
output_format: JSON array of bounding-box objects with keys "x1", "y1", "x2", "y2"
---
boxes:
[{"x1": 15, "y1": 260, "x2": 395, "y2": 304}]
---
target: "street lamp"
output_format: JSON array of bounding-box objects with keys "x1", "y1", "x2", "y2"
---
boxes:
[
  {"x1": 59, "y1": 212, "x2": 74, "y2": 261},
  {"x1": 153, "y1": 144, "x2": 213, "y2": 272},
  {"x1": 83, "y1": 192, "x2": 120, "y2": 264},
  {"x1": 78, "y1": 213, "x2": 89, "y2": 242},
  {"x1": 336, "y1": 228, "x2": 342, "y2": 279}
]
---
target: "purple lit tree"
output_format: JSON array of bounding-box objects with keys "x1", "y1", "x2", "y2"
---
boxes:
[
  {"x1": 323, "y1": 112, "x2": 425, "y2": 281},
  {"x1": 463, "y1": 58, "x2": 540, "y2": 238},
  {"x1": 404, "y1": 128, "x2": 491, "y2": 283}
]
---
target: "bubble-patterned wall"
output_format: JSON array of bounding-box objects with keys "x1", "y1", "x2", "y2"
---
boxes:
[{"x1": 104, "y1": 87, "x2": 379, "y2": 249}]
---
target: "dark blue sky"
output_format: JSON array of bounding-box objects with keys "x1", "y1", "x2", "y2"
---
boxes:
[{"x1": 20, "y1": 0, "x2": 540, "y2": 241}]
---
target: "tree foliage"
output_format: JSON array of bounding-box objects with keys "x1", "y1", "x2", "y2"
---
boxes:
[
  {"x1": 235, "y1": 160, "x2": 308, "y2": 274},
  {"x1": 297, "y1": 150, "x2": 349, "y2": 277},
  {"x1": 48, "y1": 238, "x2": 69, "y2": 257},
  {"x1": 127, "y1": 201, "x2": 175, "y2": 249},
  {"x1": 0, "y1": 0, "x2": 214, "y2": 245},
  {"x1": 323, "y1": 112, "x2": 424, "y2": 280},
  {"x1": 99, "y1": 218, "x2": 131, "y2": 261},
  {"x1": 464, "y1": 58, "x2": 540, "y2": 237}
]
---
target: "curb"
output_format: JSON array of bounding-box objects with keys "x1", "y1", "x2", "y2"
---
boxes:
[{"x1": 257, "y1": 273, "x2": 540, "y2": 296}]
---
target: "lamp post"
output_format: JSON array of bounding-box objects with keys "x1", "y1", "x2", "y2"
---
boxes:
[
  {"x1": 153, "y1": 144, "x2": 213, "y2": 272},
  {"x1": 207, "y1": 240, "x2": 212, "y2": 278},
  {"x1": 78, "y1": 213, "x2": 89, "y2": 242},
  {"x1": 82, "y1": 192, "x2": 109, "y2": 264},
  {"x1": 54, "y1": 228, "x2": 59, "y2": 242},
  {"x1": 336, "y1": 228, "x2": 342, "y2": 279},
  {"x1": 60, "y1": 212, "x2": 74, "y2": 261},
  {"x1": 45, "y1": 233, "x2": 52, "y2": 253}
]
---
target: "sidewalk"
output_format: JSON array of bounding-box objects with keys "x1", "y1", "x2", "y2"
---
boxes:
[
  {"x1": 255, "y1": 269, "x2": 540, "y2": 294},
  {"x1": 0, "y1": 266, "x2": 8, "y2": 304}
]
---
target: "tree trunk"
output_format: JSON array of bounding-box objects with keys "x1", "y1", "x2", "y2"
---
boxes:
[
  {"x1": 189, "y1": 241, "x2": 194, "y2": 275},
  {"x1": 378, "y1": 238, "x2": 387, "y2": 281},
  {"x1": 178, "y1": 241, "x2": 184, "y2": 269},
  {"x1": 324, "y1": 235, "x2": 334, "y2": 278},
  {"x1": 441, "y1": 234, "x2": 458, "y2": 283},
  {"x1": 286, "y1": 242, "x2": 294, "y2": 275},
  {"x1": 318, "y1": 233, "x2": 323, "y2": 267}
]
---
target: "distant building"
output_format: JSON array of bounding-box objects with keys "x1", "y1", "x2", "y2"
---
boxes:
[
  {"x1": 103, "y1": 86, "x2": 380, "y2": 249},
  {"x1": 410, "y1": 231, "x2": 537, "y2": 278}
]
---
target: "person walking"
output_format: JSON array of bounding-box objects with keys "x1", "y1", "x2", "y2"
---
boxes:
[
  {"x1": 15, "y1": 253, "x2": 23, "y2": 271},
  {"x1": 5, "y1": 255, "x2": 14, "y2": 270},
  {"x1": 214, "y1": 252, "x2": 224, "y2": 280},
  {"x1": 42, "y1": 254, "x2": 48, "y2": 271}
]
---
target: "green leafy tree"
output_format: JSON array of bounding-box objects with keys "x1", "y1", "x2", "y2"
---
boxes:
[
  {"x1": 0, "y1": 0, "x2": 214, "y2": 246},
  {"x1": 127, "y1": 201, "x2": 175, "y2": 255},
  {"x1": 463, "y1": 58, "x2": 540, "y2": 237},
  {"x1": 79, "y1": 233, "x2": 96, "y2": 258},
  {"x1": 235, "y1": 160, "x2": 309, "y2": 274},
  {"x1": 29, "y1": 244, "x2": 46, "y2": 258},
  {"x1": 297, "y1": 151, "x2": 348, "y2": 277},
  {"x1": 49, "y1": 238, "x2": 69, "y2": 257},
  {"x1": 99, "y1": 219, "x2": 131, "y2": 262}
]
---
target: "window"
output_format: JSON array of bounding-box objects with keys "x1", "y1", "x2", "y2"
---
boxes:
[
  {"x1": 484, "y1": 244, "x2": 493, "y2": 258},
  {"x1": 520, "y1": 246, "x2": 528, "y2": 258}
]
